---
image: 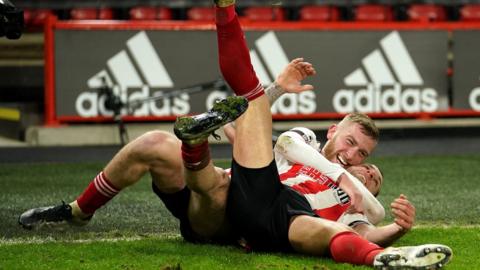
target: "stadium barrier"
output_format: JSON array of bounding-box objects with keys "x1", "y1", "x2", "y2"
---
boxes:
[{"x1": 44, "y1": 16, "x2": 480, "y2": 126}]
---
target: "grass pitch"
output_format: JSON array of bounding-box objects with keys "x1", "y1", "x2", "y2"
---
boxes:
[{"x1": 1, "y1": 154, "x2": 479, "y2": 269}]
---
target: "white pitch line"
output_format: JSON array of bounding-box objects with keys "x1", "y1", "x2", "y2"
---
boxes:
[{"x1": 0, "y1": 233, "x2": 182, "y2": 246}]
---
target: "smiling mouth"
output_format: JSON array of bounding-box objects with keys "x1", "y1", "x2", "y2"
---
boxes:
[{"x1": 337, "y1": 155, "x2": 348, "y2": 167}]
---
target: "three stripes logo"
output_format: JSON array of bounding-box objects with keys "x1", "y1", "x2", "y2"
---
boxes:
[
  {"x1": 333, "y1": 31, "x2": 439, "y2": 113},
  {"x1": 250, "y1": 31, "x2": 289, "y2": 86},
  {"x1": 88, "y1": 31, "x2": 173, "y2": 90},
  {"x1": 76, "y1": 31, "x2": 189, "y2": 117},
  {"x1": 251, "y1": 31, "x2": 316, "y2": 114}
]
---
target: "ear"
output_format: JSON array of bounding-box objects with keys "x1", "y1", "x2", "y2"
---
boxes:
[{"x1": 327, "y1": 124, "x2": 337, "y2": 140}]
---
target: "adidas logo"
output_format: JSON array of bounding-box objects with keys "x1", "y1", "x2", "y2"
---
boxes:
[
  {"x1": 75, "y1": 31, "x2": 189, "y2": 117},
  {"x1": 75, "y1": 30, "x2": 317, "y2": 117},
  {"x1": 251, "y1": 31, "x2": 316, "y2": 114},
  {"x1": 333, "y1": 31, "x2": 439, "y2": 113}
]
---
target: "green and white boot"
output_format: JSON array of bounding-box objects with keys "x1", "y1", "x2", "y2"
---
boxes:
[
  {"x1": 174, "y1": 96, "x2": 248, "y2": 145},
  {"x1": 374, "y1": 244, "x2": 452, "y2": 270}
]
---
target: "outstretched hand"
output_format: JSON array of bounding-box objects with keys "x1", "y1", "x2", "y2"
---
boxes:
[
  {"x1": 391, "y1": 194, "x2": 415, "y2": 231},
  {"x1": 275, "y1": 58, "x2": 316, "y2": 94}
]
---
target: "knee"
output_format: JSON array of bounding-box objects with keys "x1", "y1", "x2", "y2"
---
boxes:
[
  {"x1": 137, "y1": 130, "x2": 177, "y2": 148},
  {"x1": 136, "y1": 131, "x2": 184, "y2": 192},
  {"x1": 132, "y1": 131, "x2": 179, "y2": 156}
]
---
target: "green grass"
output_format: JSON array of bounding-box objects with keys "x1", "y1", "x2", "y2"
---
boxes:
[
  {"x1": 0, "y1": 228, "x2": 478, "y2": 270},
  {"x1": 1, "y1": 155, "x2": 480, "y2": 269},
  {"x1": 371, "y1": 155, "x2": 480, "y2": 225}
]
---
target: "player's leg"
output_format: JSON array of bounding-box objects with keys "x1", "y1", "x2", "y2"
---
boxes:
[
  {"x1": 73, "y1": 131, "x2": 185, "y2": 216},
  {"x1": 232, "y1": 97, "x2": 272, "y2": 167},
  {"x1": 289, "y1": 216, "x2": 452, "y2": 269},
  {"x1": 169, "y1": 0, "x2": 270, "y2": 238},
  {"x1": 109, "y1": 131, "x2": 185, "y2": 192},
  {"x1": 173, "y1": 96, "x2": 247, "y2": 240},
  {"x1": 171, "y1": 0, "x2": 266, "y2": 239},
  {"x1": 184, "y1": 162, "x2": 231, "y2": 239},
  {"x1": 18, "y1": 131, "x2": 186, "y2": 229},
  {"x1": 290, "y1": 215, "x2": 386, "y2": 266},
  {"x1": 288, "y1": 215, "x2": 357, "y2": 255},
  {"x1": 214, "y1": 0, "x2": 272, "y2": 167},
  {"x1": 289, "y1": 215, "x2": 386, "y2": 267},
  {"x1": 215, "y1": 0, "x2": 297, "y2": 252},
  {"x1": 176, "y1": 120, "x2": 229, "y2": 239}
]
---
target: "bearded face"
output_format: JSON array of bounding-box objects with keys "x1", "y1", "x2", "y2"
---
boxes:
[{"x1": 322, "y1": 122, "x2": 377, "y2": 168}]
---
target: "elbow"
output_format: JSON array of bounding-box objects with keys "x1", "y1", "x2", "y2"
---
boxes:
[{"x1": 275, "y1": 134, "x2": 294, "y2": 154}]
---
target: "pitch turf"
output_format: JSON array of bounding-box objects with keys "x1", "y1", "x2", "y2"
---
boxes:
[{"x1": 1, "y1": 155, "x2": 479, "y2": 269}]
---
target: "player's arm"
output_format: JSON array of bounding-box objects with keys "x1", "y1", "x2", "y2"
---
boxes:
[
  {"x1": 275, "y1": 131, "x2": 385, "y2": 223},
  {"x1": 351, "y1": 194, "x2": 415, "y2": 247},
  {"x1": 265, "y1": 57, "x2": 315, "y2": 104},
  {"x1": 223, "y1": 57, "x2": 316, "y2": 143}
]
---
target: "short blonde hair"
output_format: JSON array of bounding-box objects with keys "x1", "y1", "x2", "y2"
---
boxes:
[{"x1": 340, "y1": 113, "x2": 379, "y2": 141}]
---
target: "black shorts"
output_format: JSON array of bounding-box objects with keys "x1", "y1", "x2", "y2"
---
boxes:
[
  {"x1": 226, "y1": 159, "x2": 316, "y2": 252},
  {"x1": 151, "y1": 183, "x2": 201, "y2": 243},
  {"x1": 152, "y1": 183, "x2": 238, "y2": 245}
]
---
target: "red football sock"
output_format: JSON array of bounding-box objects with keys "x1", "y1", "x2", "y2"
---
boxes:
[
  {"x1": 216, "y1": 10, "x2": 264, "y2": 101},
  {"x1": 181, "y1": 141, "x2": 211, "y2": 171},
  {"x1": 215, "y1": 5, "x2": 236, "y2": 25},
  {"x1": 76, "y1": 171, "x2": 120, "y2": 214},
  {"x1": 329, "y1": 231, "x2": 384, "y2": 266}
]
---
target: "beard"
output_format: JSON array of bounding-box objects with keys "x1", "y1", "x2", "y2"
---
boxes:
[{"x1": 322, "y1": 138, "x2": 337, "y2": 163}]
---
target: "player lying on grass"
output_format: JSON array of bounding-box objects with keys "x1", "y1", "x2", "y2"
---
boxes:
[
  {"x1": 20, "y1": 6, "x2": 412, "y2": 250},
  {"x1": 174, "y1": 98, "x2": 451, "y2": 269},
  {"x1": 21, "y1": 2, "x2": 438, "y2": 268},
  {"x1": 18, "y1": 61, "x2": 410, "y2": 246},
  {"x1": 225, "y1": 121, "x2": 414, "y2": 247},
  {"x1": 274, "y1": 127, "x2": 414, "y2": 247},
  {"x1": 172, "y1": 1, "x2": 451, "y2": 268},
  {"x1": 18, "y1": 68, "x2": 414, "y2": 249}
]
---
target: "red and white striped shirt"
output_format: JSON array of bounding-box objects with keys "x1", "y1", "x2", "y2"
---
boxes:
[
  {"x1": 274, "y1": 128, "x2": 372, "y2": 226},
  {"x1": 277, "y1": 161, "x2": 371, "y2": 226},
  {"x1": 279, "y1": 163, "x2": 351, "y2": 221}
]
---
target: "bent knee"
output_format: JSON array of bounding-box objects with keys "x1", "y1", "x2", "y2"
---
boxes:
[
  {"x1": 131, "y1": 131, "x2": 180, "y2": 156},
  {"x1": 128, "y1": 131, "x2": 184, "y2": 191},
  {"x1": 137, "y1": 130, "x2": 178, "y2": 148}
]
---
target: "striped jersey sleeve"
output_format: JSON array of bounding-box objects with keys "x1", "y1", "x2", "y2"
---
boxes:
[{"x1": 277, "y1": 158, "x2": 369, "y2": 225}]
